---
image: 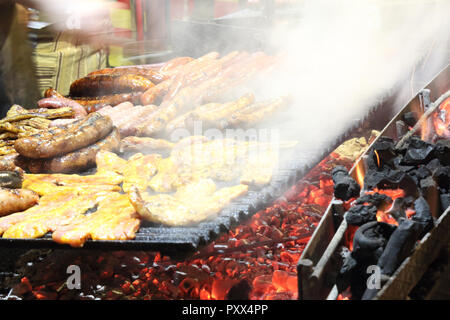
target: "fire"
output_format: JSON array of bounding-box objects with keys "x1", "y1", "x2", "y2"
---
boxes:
[
  {"x1": 432, "y1": 97, "x2": 450, "y2": 138},
  {"x1": 374, "y1": 150, "x2": 381, "y2": 167},
  {"x1": 376, "y1": 210, "x2": 398, "y2": 226},
  {"x1": 354, "y1": 160, "x2": 365, "y2": 189}
]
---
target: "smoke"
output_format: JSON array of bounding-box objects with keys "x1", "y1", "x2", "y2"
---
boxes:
[{"x1": 248, "y1": 0, "x2": 449, "y2": 156}]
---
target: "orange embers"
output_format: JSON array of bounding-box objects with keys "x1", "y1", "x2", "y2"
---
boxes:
[
  {"x1": 12, "y1": 152, "x2": 353, "y2": 301},
  {"x1": 432, "y1": 96, "x2": 450, "y2": 138}
]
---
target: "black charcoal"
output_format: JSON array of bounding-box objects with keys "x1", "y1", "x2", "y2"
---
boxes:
[
  {"x1": 403, "y1": 111, "x2": 419, "y2": 127},
  {"x1": 331, "y1": 165, "x2": 361, "y2": 201},
  {"x1": 377, "y1": 218, "x2": 423, "y2": 276},
  {"x1": 345, "y1": 204, "x2": 378, "y2": 226}
]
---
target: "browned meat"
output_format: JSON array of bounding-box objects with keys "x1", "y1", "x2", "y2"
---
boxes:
[
  {"x1": 37, "y1": 97, "x2": 87, "y2": 118},
  {"x1": 0, "y1": 188, "x2": 39, "y2": 217},
  {"x1": 87, "y1": 67, "x2": 167, "y2": 84},
  {"x1": 69, "y1": 74, "x2": 154, "y2": 97},
  {"x1": 14, "y1": 112, "x2": 113, "y2": 159},
  {"x1": 22, "y1": 128, "x2": 120, "y2": 173}
]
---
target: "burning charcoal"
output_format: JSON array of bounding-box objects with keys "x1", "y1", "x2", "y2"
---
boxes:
[
  {"x1": 226, "y1": 279, "x2": 251, "y2": 300},
  {"x1": 403, "y1": 111, "x2": 419, "y2": 127},
  {"x1": 372, "y1": 137, "x2": 397, "y2": 167},
  {"x1": 377, "y1": 218, "x2": 423, "y2": 276},
  {"x1": 432, "y1": 166, "x2": 450, "y2": 191},
  {"x1": 352, "y1": 221, "x2": 396, "y2": 264},
  {"x1": 385, "y1": 197, "x2": 406, "y2": 222},
  {"x1": 401, "y1": 138, "x2": 435, "y2": 166},
  {"x1": 412, "y1": 196, "x2": 434, "y2": 237},
  {"x1": 434, "y1": 140, "x2": 450, "y2": 166},
  {"x1": 364, "y1": 169, "x2": 417, "y2": 196},
  {"x1": 393, "y1": 155, "x2": 415, "y2": 172},
  {"x1": 331, "y1": 165, "x2": 360, "y2": 201},
  {"x1": 336, "y1": 247, "x2": 359, "y2": 293},
  {"x1": 345, "y1": 204, "x2": 377, "y2": 226},
  {"x1": 354, "y1": 193, "x2": 391, "y2": 210},
  {"x1": 419, "y1": 176, "x2": 439, "y2": 217}
]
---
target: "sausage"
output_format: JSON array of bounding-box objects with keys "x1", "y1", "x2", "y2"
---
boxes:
[
  {"x1": 23, "y1": 128, "x2": 120, "y2": 173},
  {"x1": 14, "y1": 112, "x2": 113, "y2": 159},
  {"x1": 73, "y1": 92, "x2": 142, "y2": 113},
  {"x1": 87, "y1": 67, "x2": 167, "y2": 84},
  {"x1": 0, "y1": 171, "x2": 23, "y2": 189},
  {"x1": 0, "y1": 188, "x2": 39, "y2": 217},
  {"x1": 37, "y1": 97, "x2": 87, "y2": 118},
  {"x1": 43, "y1": 88, "x2": 65, "y2": 99},
  {"x1": 69, "y1": 74, "x2": 154, "y2": 97},
  {"x1": 159, "y1": 57, "x2": 194, "y2": 73}
]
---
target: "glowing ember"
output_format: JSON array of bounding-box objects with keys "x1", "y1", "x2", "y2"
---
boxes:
[{"x1": 432, "y1": 97, "x2": 450, "y2": 138}]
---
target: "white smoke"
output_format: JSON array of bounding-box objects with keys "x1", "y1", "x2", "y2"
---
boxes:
[{"x1": 250, "y1": 0, "x2": 449, "y2": 156}]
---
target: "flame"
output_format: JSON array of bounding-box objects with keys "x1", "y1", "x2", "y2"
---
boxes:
[
  {"x1": 354, "y1": 160, "x2": 365, "y2": 189},
  {"x1": 376, "y1": 210, "x2": 398, "y2": 226},
  {"x1": 374, "y1": 150, "x2": 381, "y2": 168},
  {"x1": 432, "y1": 97, "x2": 450, "y2": 139}
]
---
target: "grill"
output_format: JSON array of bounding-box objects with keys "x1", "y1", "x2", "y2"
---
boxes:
[{"x1": 297, "y1": 64, "x2": 450, "y2": 300}]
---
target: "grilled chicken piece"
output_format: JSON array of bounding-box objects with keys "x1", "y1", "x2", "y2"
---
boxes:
[
  {"x1": 0, "y1": 190, "x2": 76, "y2": 235},
  {"x1": 129, "y1": 180, "x2": 248, "y2": 226},
  {"x1": 122, "y1": 153, "x2": 161, "y2": 193},
  {"x1": 119, "y1": 136, "x2": 175, "y2": 154},
  {"x1": 52, "y1": 192, "x2": 140, "y2": 247},
  {"x1": 24, "y1": 171, "x2": 123, "y2": 187},
  {"x1": 22, "y1": 173, "x2": 122, "y2": 196},
  {"x1": 147, "y1": 157, "x2": 184, "y2": 193},
  {"x1": 95, "y1": 150, "x2": 128, "y2": 174},
  {"x1": 1, "y1": 191, "x2": 106, "y2": 238},
  {"x1": 0, "y1": 188, "x2": 39, "y2": 217}
]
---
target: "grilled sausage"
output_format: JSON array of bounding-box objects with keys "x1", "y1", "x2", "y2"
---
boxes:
[
  {"x1": 73, "y1": 92, "x2": 142, "y2": 113},
  {"x1": 37, "y1": 97, "x2": 87, "y2": 118},
  {"x1": 0, "y1": 188, "x2": 39, "y2": 216},
  {"x1": 15, "y1": 112, "x2": 113, "y2": 159},
  {"x1": 43, "y1": 88, "x2": 65, "y2": 99},
  {"x1": 87, "y1": 67, "x2": 167, "y2": 84},
  {"x1": 69, "y1": 74, "x2": 154, "y2": 97},
  {"x1": 159, "y1": 57, "x2": 194, "y2": 73},
  {"x1": 23, "y1": 128, "x2": 120, "y2": 173}
]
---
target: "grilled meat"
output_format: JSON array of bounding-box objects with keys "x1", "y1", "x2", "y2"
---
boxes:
[
  {"x1": 37, "y1": 97, "x2": 87, "y2": 118},
  {"x1": 52, "y1": 192, "x2": 140, "y2": 247},
  {"x1": 15, "y1": 112, "x2": 113, "y2": 159},
  {"x1": 95, "y1": 150, "x2": 128, "y2": 174},
  {"x1": 119, "y1": 136, "x2": 174, "y2": 154},
  {"x1": 129, "y1": 180, "x2": 248, "y2": 226},
  {"x1": 87, "y1": 67, "x2": 167, "y2": 84},
  {"x1": 20, "y1": 127, "x2": 120, "y2": 173},
  {"x1": 74, "y1": 92, "x2": 143, "y2": 112},
  {"x1": 70, "y1": 74, "x2": 155, "y2": 97},
  {"x1": 1, "y1": 192, "x2": 104, "y2": 239},
  {"x1": 122, "y1": 153, "x2": 161, "y2": 193},
  {"x1": 0, "y1": 188, "x2": 39, "y2": 217}
]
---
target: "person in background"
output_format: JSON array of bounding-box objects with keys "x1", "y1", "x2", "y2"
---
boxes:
[{"x1": 0, "y1": 0, "x2": 121, "y2": 117}]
